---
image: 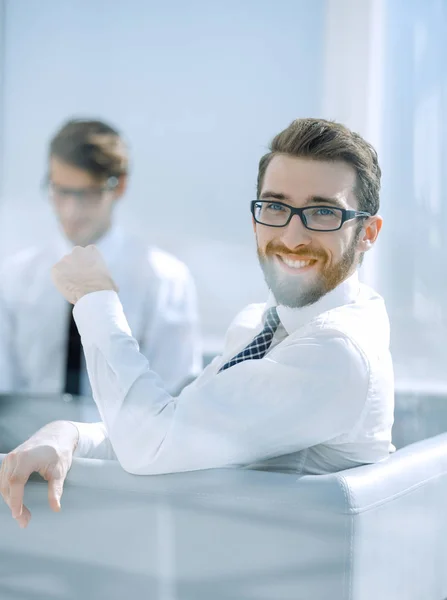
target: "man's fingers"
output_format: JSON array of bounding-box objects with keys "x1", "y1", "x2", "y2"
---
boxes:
[
  {"x1": 9, "y1": 474, "x2": 29, "y2": 518},
  {"x1": 14, "y1": 505, "x2": 31, "y2": 529},
  {"x1": 47, "y1": 475, "x2": 66, "y2": 512}
]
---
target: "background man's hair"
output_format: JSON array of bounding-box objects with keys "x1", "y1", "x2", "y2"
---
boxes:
[
  {"x1": 49, "y1": 118, "x2": 129, "y2": 181},
  {"x1": 257, "y1": 118, "x2": 381, "y2": 215}
]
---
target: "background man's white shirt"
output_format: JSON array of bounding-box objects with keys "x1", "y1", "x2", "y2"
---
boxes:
[
  {"x1": 0, "y1": 226, "x2": 202, "y2": 418},
  {"x1": 73, "y1": 272, "x2": 395, "y2": 475}
]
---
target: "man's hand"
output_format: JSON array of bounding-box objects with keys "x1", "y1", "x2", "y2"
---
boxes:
[
  {"x1": 0, "y1": 421, "x2": 79, "y2": 528},
  {"x1": 51, "y1": 245, "x2": 118, "y2": 305}
]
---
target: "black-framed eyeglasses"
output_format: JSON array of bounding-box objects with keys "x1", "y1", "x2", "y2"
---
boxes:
[{"x1": 251, "y1": 200, "x2": 371, "y2": 232}]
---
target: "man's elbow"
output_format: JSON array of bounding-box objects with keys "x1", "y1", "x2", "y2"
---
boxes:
[{"x1": 107, "y1": 428, "x2": 168, "y2": 476}]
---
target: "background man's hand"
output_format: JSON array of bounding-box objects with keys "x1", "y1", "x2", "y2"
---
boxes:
[
  {"x1": 0, "y1": 421, "x2": 79, "y2": 528},
  {"x1": 51, "y1": 245, "x2": 118, "y2": 305}
]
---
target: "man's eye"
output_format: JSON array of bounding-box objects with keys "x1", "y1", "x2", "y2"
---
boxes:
[
  {"x1": 266, "y1": 203, "x2": 286, "y2": 212},
  {"x1": 315, "y1": 208, "x2": 336, "y2": 216}
]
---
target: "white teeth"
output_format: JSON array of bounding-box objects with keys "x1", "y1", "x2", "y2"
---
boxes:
[{"x1": 281, "y1": 258, "x2": 312, "y2": 269}]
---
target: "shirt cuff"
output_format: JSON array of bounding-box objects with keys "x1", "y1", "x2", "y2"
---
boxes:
[
  {"x1": 73, "y1": 290, "x2": 132, "y2": 348},
  {"x1": 72, "y1": 421, "x2": 116, "y2": 460}
]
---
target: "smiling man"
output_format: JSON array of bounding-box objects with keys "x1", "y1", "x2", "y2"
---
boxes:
[
  {"x1": 254, "y1": 144, "x2": 374, "y2": 304},
  {"x1": 0, "y1": 118, "x2": 395, "y2": 528}
]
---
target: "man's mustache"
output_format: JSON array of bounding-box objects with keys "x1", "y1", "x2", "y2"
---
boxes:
[{"x1": 262, "y1": 242, "x2": 328, "y2": 262}]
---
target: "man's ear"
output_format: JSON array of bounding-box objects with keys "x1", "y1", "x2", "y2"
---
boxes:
[
  {"x1": 357, "y1": 215, "x2": 383, "y2": 253},
  {"x1": 112, "y1": 175, "x2": 127, "y2": 201}
]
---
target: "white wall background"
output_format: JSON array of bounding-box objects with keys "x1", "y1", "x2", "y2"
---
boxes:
[
  {"x1": 378, "y1": 0, "x2": 447, "y2": 387},
  {"x1": 0, "y1": 0, "x2": 326, "y2": 351}
]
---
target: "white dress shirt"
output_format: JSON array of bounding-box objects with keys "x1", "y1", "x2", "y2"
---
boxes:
[
  {"x1": 0, "y1": 226, "x2": 202, "y2": 418},
  {"x1": 73, "y1": 271, "x2": 395, "y2": 475}
]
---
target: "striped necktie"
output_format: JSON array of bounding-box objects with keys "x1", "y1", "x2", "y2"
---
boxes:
[{"x1": 219, "y1": 307, "x2": 280, "y2": 372}]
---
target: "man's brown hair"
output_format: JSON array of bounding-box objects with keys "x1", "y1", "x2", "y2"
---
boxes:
[
  {"x1": 49, "y1": 119, "x2": 129, "y2": 181},
  {"x1": 257, "y1": 118, "x2": 381, "y2": 215}
]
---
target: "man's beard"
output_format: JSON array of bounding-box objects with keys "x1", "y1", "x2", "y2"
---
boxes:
[{"x1": 257, "y1": 235, "x2": 360, "y2": 309}]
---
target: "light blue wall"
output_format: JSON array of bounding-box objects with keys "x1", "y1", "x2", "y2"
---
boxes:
[
  {"x1": 0, "y1": 0, "x2": 326, "y2": 346},
  {"x1": 379, "y1": 0, "x2": 447, "y2": 385}
]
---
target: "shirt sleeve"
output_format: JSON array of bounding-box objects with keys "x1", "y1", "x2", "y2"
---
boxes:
[
  {"x1": 140, "y1": 267, "x2": 202, "y2": 395},
  {"x1": 73, "y1": 291, "x2": 370, "y2": 475}
]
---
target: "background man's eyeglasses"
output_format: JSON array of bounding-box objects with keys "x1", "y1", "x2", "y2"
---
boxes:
[
  {"x1": 45, "y1": 177, "x2": 119, "y2": 206},
  {"x1": 251, "y1": 200, "x2": 371, "y2": 232}
]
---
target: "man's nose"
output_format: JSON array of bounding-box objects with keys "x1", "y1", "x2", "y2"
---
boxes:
[
  {"x1": 59, "y1": 196, "x2": 82, "y2": 219},
  {"x1": 279, "y1": 213, "x2": 312, "y2": 250}
]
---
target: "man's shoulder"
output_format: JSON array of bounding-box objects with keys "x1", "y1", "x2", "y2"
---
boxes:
[
  {"x1": 113, "y1": 232, "x2": 195, "y2": 294},
  {"x1": 143, "y1": 246, "x2": 192, "y2": 283},
  {"x1": 300, "y1": 284, "x2": 391, "y2": 367},
  {"x1": 0, "y1": 243, "x2": 60, "y2": 302},
  {"x1": 0, "y1": 244, "x2": 56, "y2": 276},
  {"x1": 118, "y1": 233, "x2": 188, "y2": 276}
]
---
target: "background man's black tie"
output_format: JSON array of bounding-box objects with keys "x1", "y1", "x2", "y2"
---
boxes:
[{"x1": 64, "y1": 308, "x2": 82, "y2": 395}]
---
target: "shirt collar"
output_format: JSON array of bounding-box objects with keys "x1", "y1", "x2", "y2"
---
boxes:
[
  {"x1": 265, "y1": 271, "x2": 360, "y2": 335},
  {"x1": 94, "y1": 225, "x2": 124, "y2": 264}
]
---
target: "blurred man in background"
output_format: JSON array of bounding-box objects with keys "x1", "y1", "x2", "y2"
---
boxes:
[{"x1": 0, "y1": 119, "x2": 202, "y2": 419}]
